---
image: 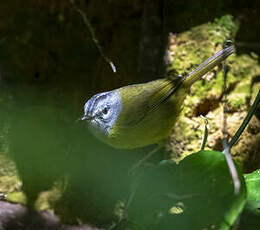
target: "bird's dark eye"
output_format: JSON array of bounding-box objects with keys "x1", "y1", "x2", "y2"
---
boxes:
[{"x1": 102, "y1": 107, "x2": 108, "y2": 115}]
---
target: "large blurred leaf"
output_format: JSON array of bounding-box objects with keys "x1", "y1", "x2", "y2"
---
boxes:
[
  {"x1": 244, "y1": 169, "x2": 260, "y2": 215},
  {"x1": 127, "y1": 150, "x2": 246, "y2": 230},
  {"x1": 238, "y1": 169, "x2": 260, "y2": 230}
]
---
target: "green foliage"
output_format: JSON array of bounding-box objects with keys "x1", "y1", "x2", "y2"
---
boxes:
[
  {"x1": 0, "y1": 154, "x2": 21, "y2": 195},
  {"x1": 127, "y1": 150, "x2": 246, "y2": 230},
  {"x1": 170, "y1": 14, "x2": 235, "y2": 76},
  {"x1": 6, "y1": 191, "x2": 27, "y2": 204},
  {"x1": 244, "y1": 169, "x2": 260, "y2": 215},
  {"x1": 238, "y1": 170, "x2": 260, "y2": 230},
  {"x1": 208, "y1": 15, "x2": 235, "y2": 43}
]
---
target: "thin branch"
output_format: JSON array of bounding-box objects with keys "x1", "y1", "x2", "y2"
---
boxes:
[
  {"x1": 222, "y1": 62, "x2": 229, "y2": 141},
  {"x1": 70, "y1": 0, "x2": 116, "y2": 73},
  {"x1": 200, "y1": 115, "x2": 209, "y2": 150},
  {"x1": 228, "y1": 90, "x2": 260, "y2": 148}
]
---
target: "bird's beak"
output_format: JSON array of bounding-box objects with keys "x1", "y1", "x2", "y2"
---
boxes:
[
  {"x1": 81, "y1": 115, "x2": 92, "y2": 121},
  {"x1": 74, "y1": 115, "x2": 92, "y2": 123}
]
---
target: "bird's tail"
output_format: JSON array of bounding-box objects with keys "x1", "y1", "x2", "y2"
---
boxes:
[{"x1": 183, "y1": 45, "x2": 235, "y2": 87}]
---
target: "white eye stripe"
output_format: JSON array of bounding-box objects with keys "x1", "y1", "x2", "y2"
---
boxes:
[{"x1": 85, "y1": 92, "x2": 112, "y2": 117}]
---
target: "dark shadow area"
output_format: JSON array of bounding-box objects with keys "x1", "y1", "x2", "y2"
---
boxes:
[
  {"x1": 53, "y1": 124, "x2": 164, "y2": 227},
  {"x1": 238, "y1": 209, "x2": 260, "y2": 230},
  {"x1": 0, "y1": 62, "x2": 164, "y2": 227},
  {"x1": 191, "y1": 80, "x2": 239, "y2": 117},
  {"x1": 234, "y1": 1, "x2": 260, "y2": 57},
  {"x1": 164, "y1": 0, "x2": 233, "y2": 33}
]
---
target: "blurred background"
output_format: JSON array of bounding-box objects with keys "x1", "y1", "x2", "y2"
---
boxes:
[{"x1": 0, "y1": 0, "x2": 259, "y2": 229}]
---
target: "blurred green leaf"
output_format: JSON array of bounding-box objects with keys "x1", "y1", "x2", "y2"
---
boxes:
[
  {"x1": 244, "y1": 169, "x2": 260, "y2": 214},
  {"x1": 237, "y1": 170, "x2": 260, "y2": 230},
  {"x1": 127, "y1": 150, "x2": 246, "y2": 230}
]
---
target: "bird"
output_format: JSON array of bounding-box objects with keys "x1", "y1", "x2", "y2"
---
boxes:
[{"x1": 81, "y1": 45, "x2": 234, "y2": 149}]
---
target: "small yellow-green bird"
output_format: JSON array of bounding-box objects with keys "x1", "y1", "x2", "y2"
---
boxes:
[{"x1": 82, "y1": 45, "x2": 234, "y2": 149}]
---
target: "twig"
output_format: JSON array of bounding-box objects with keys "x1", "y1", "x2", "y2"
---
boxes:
[
  {"x1": 228, "y1": 90, "x2": 260, "y2": 149},
  {"x1": 222, "y1": 61, "x2": 229, "y2": 141},
  {"x1": 70, "y1": 0, "x2": 116, "y2": 73},
  {"x1": 200, "y1": 115, "x2": 209, "y2": 150}
]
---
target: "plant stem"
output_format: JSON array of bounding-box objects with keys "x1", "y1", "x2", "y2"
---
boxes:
[
  {"x1": 70, "y1": 0, "x2": 116, "y2": 73},
  {"x1": 222, "y1": 89, "x2": 260, "y2": 195},
  {"x1": 200, "y1": 115, "x2": 209, "y2": 151},
  {"x1": 228, "y1": 90, "x2": 260, "y2": 148},
  {"x1": 222, "y1": 140, "x2": 240, "y2": 195},
  {"x1": 221, "y1": 58, "x2": 241, "y2": 195}
]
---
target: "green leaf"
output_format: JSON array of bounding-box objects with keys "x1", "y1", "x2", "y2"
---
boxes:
[
  {"x1": 127, "y1": 150, "x2": 246, "y2": 230},
  {"x1": 237, "y1": 170, "x2": 260, "y2": 230},
  {"x1": 244, "y1": 169, "x2": 260, "y2": 214}
]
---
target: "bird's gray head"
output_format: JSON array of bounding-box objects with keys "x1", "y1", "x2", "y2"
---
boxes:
[{"x1": 81, "y1": 91, "x2": 122, "y2": 136}]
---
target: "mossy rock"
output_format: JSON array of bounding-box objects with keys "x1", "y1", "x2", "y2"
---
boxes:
[{"x1": 167, "y1": 15, "x2": 260, "y2": 171}]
